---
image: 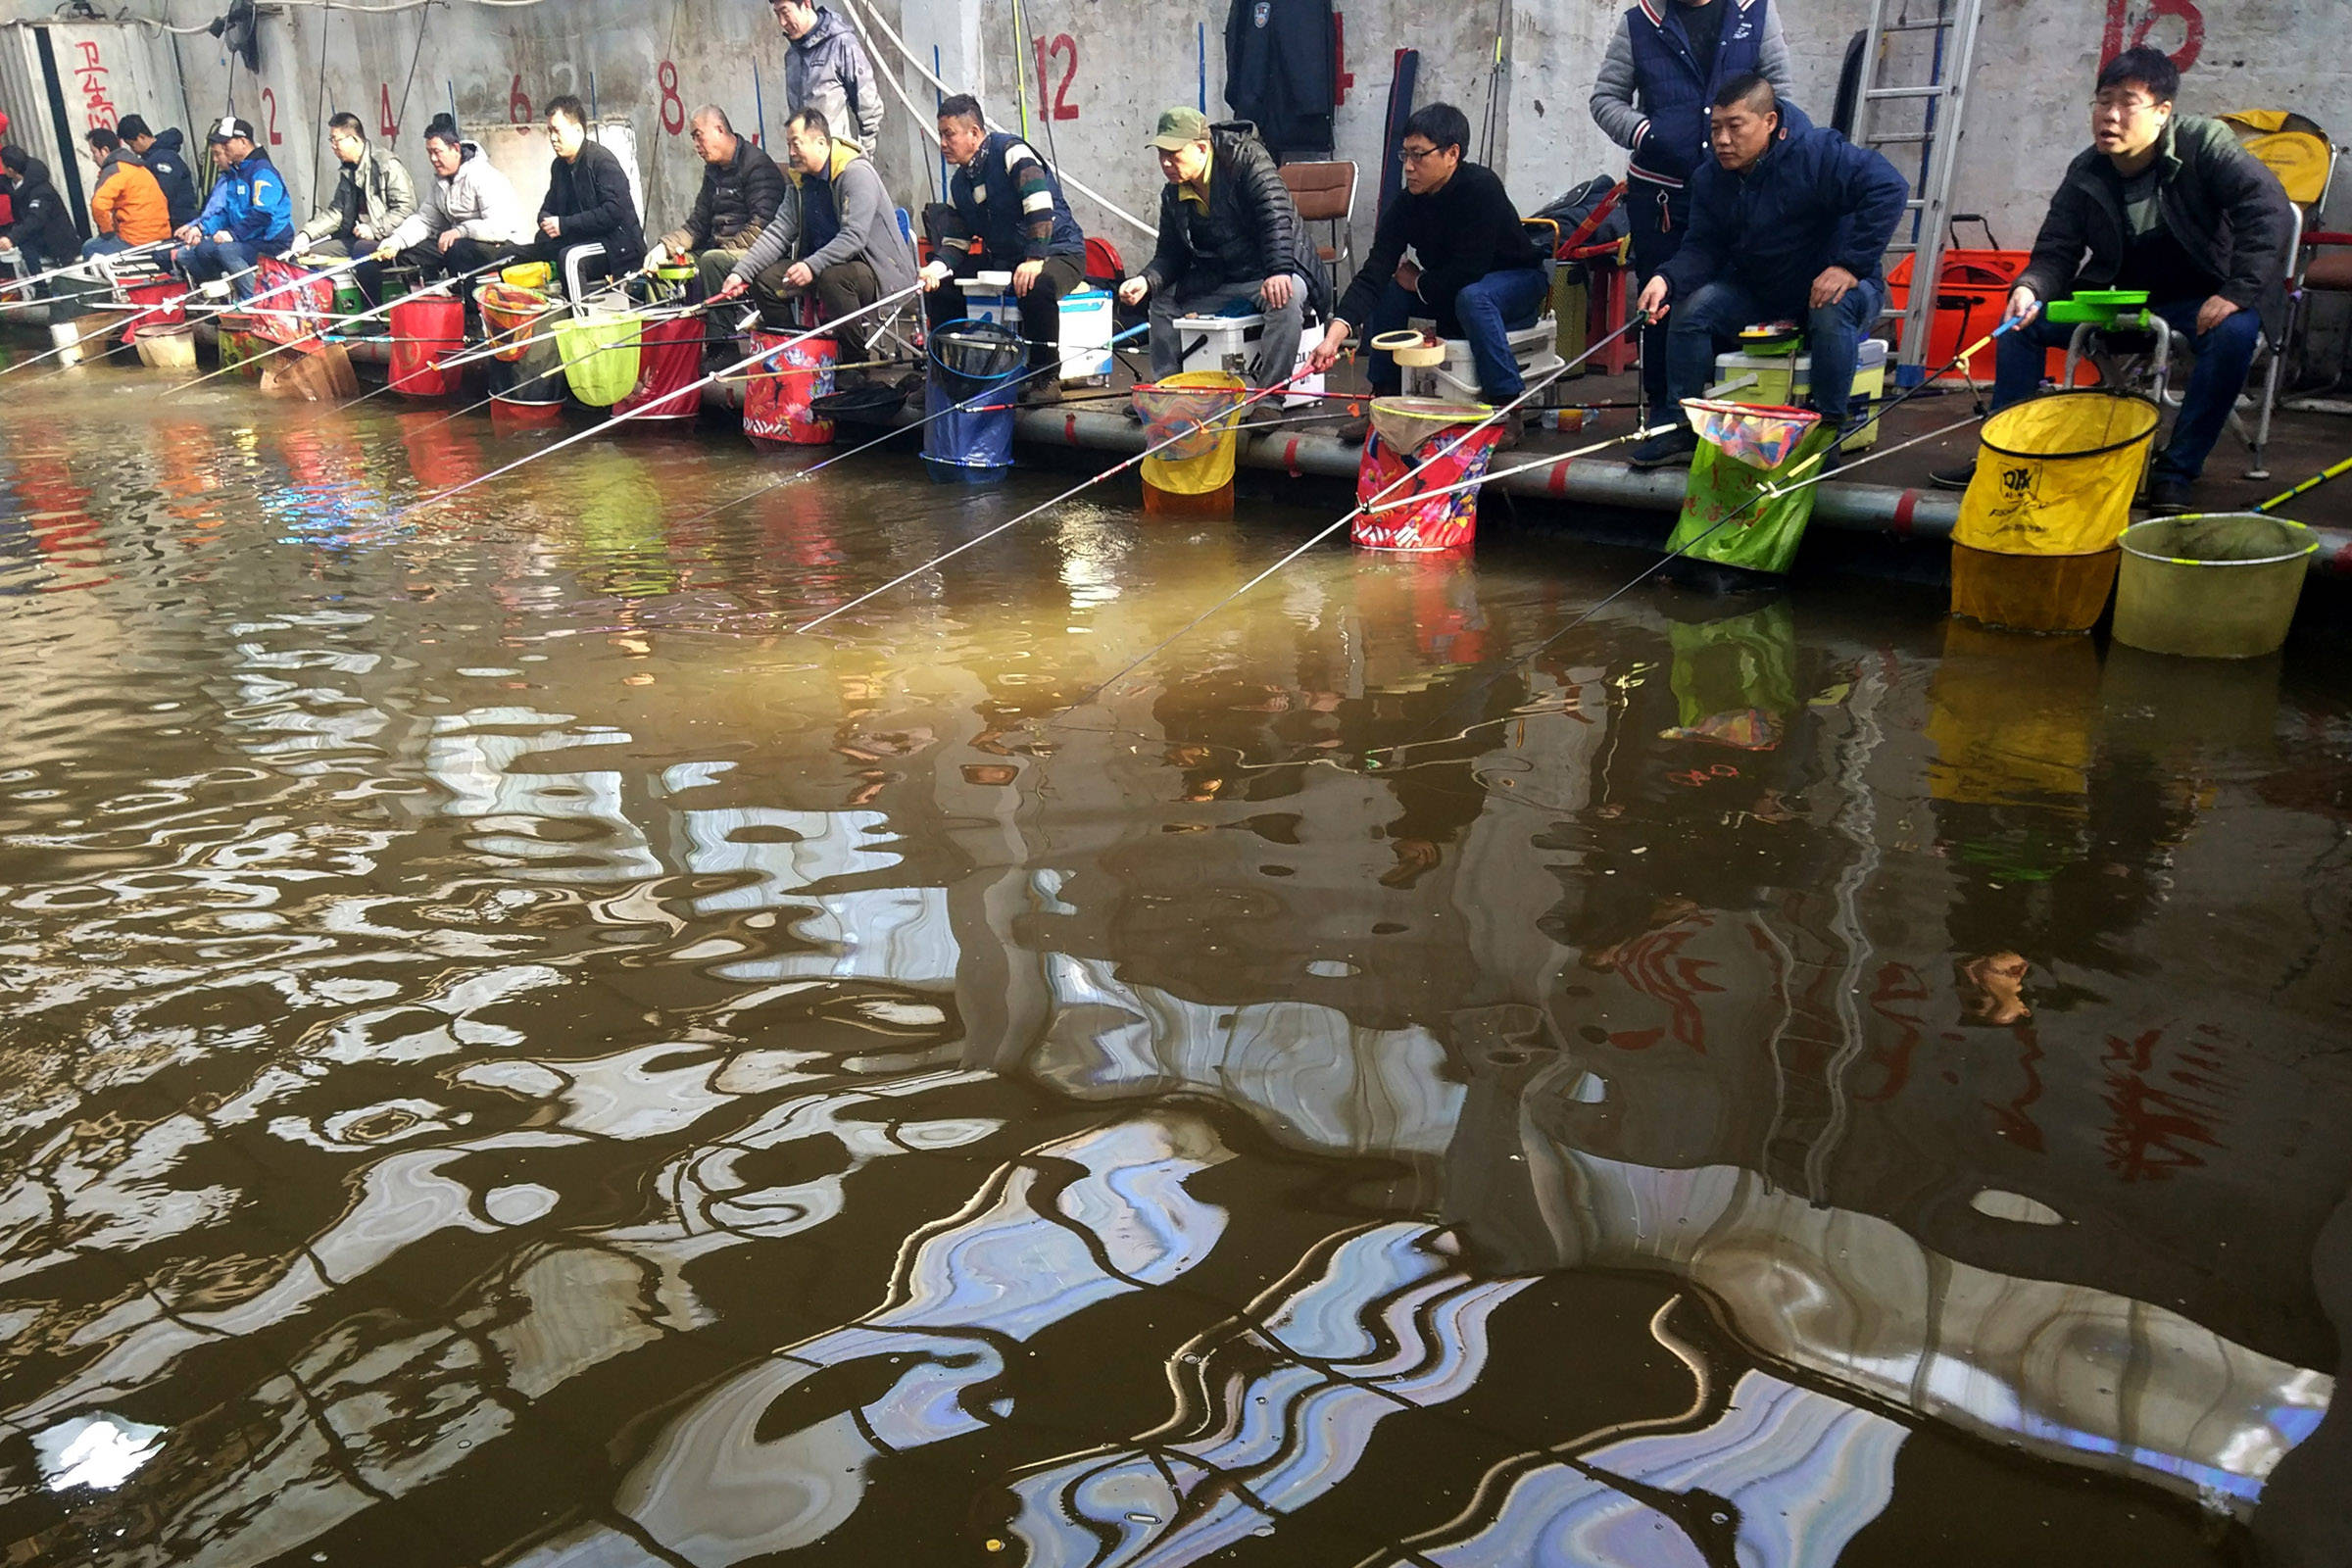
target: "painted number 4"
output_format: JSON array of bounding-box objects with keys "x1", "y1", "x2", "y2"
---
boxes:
[{"x1": 1032, "y1": 34, "x2": 1079, "y2": 122}]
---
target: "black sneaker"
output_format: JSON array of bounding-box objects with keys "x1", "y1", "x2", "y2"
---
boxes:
[
  {"x1": 2145, "y1": 475, "x2": 2194, "y2": 514},
  {"x1": 1928, "y1": 462, "x2": 1977, "y2": 491},
  {"x1": 1628, "y1": 426, "x2": 1700, "y2": 469}
]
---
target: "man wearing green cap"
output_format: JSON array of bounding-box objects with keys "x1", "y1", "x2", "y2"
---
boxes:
[{"x1": 1118, "y1": 107, "x2": 1311, "y2": 388}]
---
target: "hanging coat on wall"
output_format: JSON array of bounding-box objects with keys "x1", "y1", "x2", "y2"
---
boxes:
[{"x1": 1224, "y1": 0, "x2": 1337, "y2": 160}]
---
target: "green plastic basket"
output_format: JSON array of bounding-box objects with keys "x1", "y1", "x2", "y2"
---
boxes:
[
  {"x1": 555, "y1": 312, "x2": 643, "y2": 407},
  {"x1": 2046, "y1": 288, "x2": 2153, "y2": 327}
]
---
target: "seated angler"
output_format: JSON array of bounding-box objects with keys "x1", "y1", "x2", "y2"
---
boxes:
[
  {"x1": 1929, "y1": 47, "x2": 2293, "y2": 513},
  {"x1": 528, "y1": 96, "x2": 645, "y2": 289},
  {"x1": 290, "y1": 112, "x2": 417, "y2": 302},
  {"x1": 373, "y1": 115, "x2": 532, "y2": 282},
  {"x1": 0, "y1": 147, "x2": 83, "y2": 277},
  {"x1": 1631, "y1": 74, "x2": 1907, "y2": 468},
  {"x1": 921, "y1": 92, "x2": 1090, "y2": 404},
  {"x1": 647, "y1": 106, "x2": 786, "y2": 299},
  {"x1": 171, "y1": 116, "x2": 296, "y2": 299},
  {"x1": 711, "y1": 108, "x2": 918, "y2": 356},
  {"x1": 80, "y1": 127, "x2": 172, "y2": 261},
  {"x1": 1117, "y1": 107, "x2": 1311, "y2": 391},
  {"x1": 117, "y1": 116, "x2": 198, "y2": 231},
  {"x1": 1303, "y1": 103, "x2": 1547, "y2": 446}
]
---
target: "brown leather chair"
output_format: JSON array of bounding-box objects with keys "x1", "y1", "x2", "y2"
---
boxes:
[{"x1": 1277, "y1": 160, "x2": 1356, "y2": 302}]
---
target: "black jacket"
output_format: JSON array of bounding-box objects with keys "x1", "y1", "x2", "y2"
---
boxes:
[
  {"x1": 2019, "y1": 113, "x2": 2295, "y2": 338},
  {"x1": 677, "y1": 135, "x2": 787, "y2": 252},
  {"x1": 144, "y1": 127, "x2": 200, "y2": 229},
  {"x1": 1142, "y1": 127, "x2": 1303, "y2": 297},
  {"x1": 1224, "y1": 0, "x2": 1336, "y2": 159},
  {"x1": 541, "y1": 137, "x2": 645, "y2": 266},
  {"x1": 3, "y1": 157, "x2": 81, "y2": 263},
  {"x1": 1335, "y1": 161, "x2": 1541, "y2": 330}
]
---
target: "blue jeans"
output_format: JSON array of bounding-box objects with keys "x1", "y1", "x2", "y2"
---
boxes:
[
  {"x1": 174, "y1": 237, "x2": 283, "y2": 298},
  {"x1": 1667, "y1": 274, "x2": 1886, "y2": 426},
  {"x1": 81, "y1": 234, "x2": 134, "y2": 261},
  {"x1": 1990, "y1": 298, "x2": 2262, "y2": 481},
  {"x1": 1365, "y1": 267, "x2": 1549, "y2": 400}
]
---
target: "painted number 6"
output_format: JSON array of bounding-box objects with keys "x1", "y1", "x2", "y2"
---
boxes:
[
  {"x1": 510, "y1": 73, "x2": 532, "y2": 125},
  {"x1": 659, "y1": 60, "x2": 685, "y2": 136}
]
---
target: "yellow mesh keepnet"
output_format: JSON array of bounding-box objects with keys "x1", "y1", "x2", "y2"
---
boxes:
[
  {"x1": 1955, "y1": 392, "x2": 2160, "y2": 555},
  {"x1": 556, "y1": 313, "x2": 644, "y2": 408},
  {"x1": 1137, "y1": 371, "x2": 1249, "y2": 496}
]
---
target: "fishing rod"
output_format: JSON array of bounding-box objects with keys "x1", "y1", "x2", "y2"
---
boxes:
[
  {"x1": 1046, "y1": 311, "x2": 1655, "y2": 707},
  {"x1": 2254, "y1": 452, "x2": 2352, "y2": 514},
  {"x1": 172, "y1": 255, "x2": 367, "y2": 330},
  {"x1": 161, "y1": 259, "x2": 505, "y2": 398},
  {"x1": 433, "y1": 294, "x2": 710, "y2": 375},
  {"x1": 794, "y1": 356, "x2": 1348, "y2": 634},
  {"x1": 398, "y1": 287, "x2": 921, "y2": 517},
  {"x1": 342, "y1": 300, "x2": 736, "y2": 416},
  {"x1": 0, "y1": 313, "x2": 145, "y2": 380},
  {"x1": 0, "y1": 239, "x2": 174, "y2": 300}
]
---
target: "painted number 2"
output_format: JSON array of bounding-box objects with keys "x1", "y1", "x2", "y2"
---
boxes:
[
  {"x1": 1031, "y1": 34, "x2": 1079, "y2": 122},
  {"x1": 659, "y1": 60, "x2": 685, "y2": 136},
  {"x1": 259, "y1": 86, "x2": 283, "y2": 145}
]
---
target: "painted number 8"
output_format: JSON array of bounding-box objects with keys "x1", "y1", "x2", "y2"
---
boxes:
[{"x1": 659, "y1": 60, "x2": 685, "y2": 136}]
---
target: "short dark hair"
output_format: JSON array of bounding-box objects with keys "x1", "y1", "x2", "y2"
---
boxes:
[
  {"x1": 546, "y1": 94, "x2": 586, "y2": 127},
  {"x1": 1713, "y1": 73, "x2": 1778, "y2": 114},
  {"x1": 787, "y1": 108, "x2": 830, "y2": 140},
  {"x1": 1401, "y1": 102, "x2": 1470, "y2": 156},
  {"x1": 327, "y1": 111, "x2": 366, "y2": 138},
  {"x1": 86, "y1": 126, "x2": 120, "y2": 153},
  {"x1": 937, "y1": 93, "x2": 985, "y2": 131},
  {"x1": 1, "y1": 146, "x2": 27, "y2": 175},
  {"x1": 424, "y1": 112, "x2": 462, "y2": 148},
  {"x1": 116, "y1": 115, "x2": 152, "y2": 141},
  {"x1": 2097, "y1": 46, "x2": 2179, "y2": 104}
]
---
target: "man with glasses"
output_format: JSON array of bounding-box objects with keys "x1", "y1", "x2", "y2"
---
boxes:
[
  {"x1": 1303, "y1": 103, "x2": 1546, "y2": 445},
  {"x1": 1929, "y1": 46, "x2": 2292, "y2": 512},
  {"x1": 290, "y1": 113, "x2": 418, "y2": 303},
  {"x1": 647, "y1": 106, "x2": 786, "y2": 299}
]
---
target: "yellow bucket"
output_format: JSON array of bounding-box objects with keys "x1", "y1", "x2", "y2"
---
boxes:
[
  {"x1": 1137, "y1": 370, "x2": 1249, "y2": 498},
  {"x1": 502, "y1": 261, "x2": 554, "y2": 291},
  {"x1": 1955, "y1": 391, "x2": 2160, "y2": 556}
]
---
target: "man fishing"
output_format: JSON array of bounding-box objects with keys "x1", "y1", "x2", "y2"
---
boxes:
[
  {"x1": 1926, "y1": 46, "x2": 2294, "y2": 514},
  {"x1": 171, "y1": 117, "x2": 295, "y2": 300},
  {"x1": 1629, "y1": 75, "x2": 1907, "y2": 468},
  {"x1": 1118, "y1": 106, "x2": 1314, "y2": 391},
  {"x1": 1303, "y1": 102, "x2": 1547, "y2": 447},
  {"x1": 922, "y1": 92, "x2": 1091, "y2": 405},
  {"x1": 0, "y1": 148, "x2": 82, "y2": 279},
  {"x1": 373, "y1": 114, "x2": 532, "y2": 282},
  {"x1": 291, "y1": 113, "x2": 418, "y2": 303},
  {"x1": 646, "y1": 106, "x2": 786, "y2": 300},
  {"x1": 80, "y1": 127, "x2": 172, "y2": 261},
  {"x1": 711, "y1": 107, "x2": 918, "y2": 361},
  {"x1": 118, "y1": 116, "x2": 198, "y2": 231},
  {"x1": 527, "y1": 96, "x2": 646, "y2": 288}
]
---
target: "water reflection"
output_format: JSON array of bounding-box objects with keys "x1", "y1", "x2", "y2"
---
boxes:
[{"x1": 0, "y1": 376, "x2": 2345, "y2": 1565}]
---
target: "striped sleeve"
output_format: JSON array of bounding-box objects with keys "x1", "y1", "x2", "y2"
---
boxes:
[{"x1": 1004, "y1": 141, "x2": 1057, "y2": 259}]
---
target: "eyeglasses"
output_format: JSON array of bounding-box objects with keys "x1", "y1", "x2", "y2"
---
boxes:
[
  {"x1": 2090, "y1": 93, "x2": 2159, "y2": 119},
  {"x1": 1397, "y1": 144, "x2": 1443, "y2": 164}
]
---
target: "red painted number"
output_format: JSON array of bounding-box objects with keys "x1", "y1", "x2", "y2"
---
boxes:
[
  {"x1": 510, "y1": 73, "x2": 532, "y2": 125},
  {"x1": 2102, "y1": 0, "x2": 2204, "y2": 72},
  {"x1": 659, "y1": 60, "x2": 685, "y2": 136},
  {"x1": 1335, "y1": 13, "x2": 1353, "y2": 106},
  {"x1": 1031, "y1": 34, "x2": 1079, "y2": 122},
  {"x1": 379, "y1": 82, "x2": 398, "y2": 141},
  {"x1": 261, "y1": 87, "x2": 283, "y2": 145}
]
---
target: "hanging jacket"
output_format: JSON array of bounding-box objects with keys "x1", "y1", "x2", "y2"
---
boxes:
[
  {"x1": 2, "y1": 156, "x2": 80, "y2": 261},
  {"x1": 663, "y1": 134, "x2": 787, "y2": 256},
  {"x1": 90, "y1": 149, "x2": 172, "y2": 244},
  {"x1": 298, "y1": 146, "x2": 418, "y2": 245},
  {"x1": 143, "y1": 127, "x2": 200, "y2": 228},
  {"x1": 2017, "y1": 114, "x2": 2295, "y2": 340},
  {"x1": 540, "y1": 136, "x2": 645, "y2": 267},
  {"x1": 1591, "y1": 0, "x2": 1794, "y2": 189},
  {"x1": 1224, "y1": 0, "x2": 1337, "y2": 160},
  {"x1": 942, "y1": 129, "x2": 1085, "y2": 264},
  {"x1": 192, "y1": 149, "x2": 294, "y2": 246},
  {"x1": 734, "y1": 137, "x2": 917, "y2": 298},
  {"x1": 1656, "y1": 106, "x2": 1909, "y2": 312},
  {"x1": 1141, "y1": 125, "x2": 1304, "y2": 297},
  {"x1": 785, "y1": 7, "x2": 882, "y2": 156},
  {"x1": 385, "y1": 141, "x2": 530, "y2": 252}
]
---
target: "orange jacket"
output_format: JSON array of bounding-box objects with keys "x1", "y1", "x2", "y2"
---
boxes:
[{"x1": 91, "y1": 152, "x2": 171, "y2": 243}]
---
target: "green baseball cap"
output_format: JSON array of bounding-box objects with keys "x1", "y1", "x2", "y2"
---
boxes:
[{"x1": 1150, "y1": 107, "x2": 1211, "y2": 151}]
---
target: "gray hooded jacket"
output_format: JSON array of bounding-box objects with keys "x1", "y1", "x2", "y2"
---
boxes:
[
  {"x1": 732, "y1": 138, "x2": 917, "y2": 298},
  {"x1": 785, "y1": 7, "x2": 884, "y2": 157}
]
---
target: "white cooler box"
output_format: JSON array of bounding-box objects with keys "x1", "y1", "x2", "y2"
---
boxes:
[
  {"x1": 1172, "y1": 311, "x2": 1323, "y2": 406},
  {"x1": 956, "y1": 272, "x2": 1115, "y2": 384},
  {"x1": 1402, "y1": 318, "x2": 1564, "y2": 404},
  {"x1": 1707, "y1": 337, "x2": 1889, "y2": 450}
]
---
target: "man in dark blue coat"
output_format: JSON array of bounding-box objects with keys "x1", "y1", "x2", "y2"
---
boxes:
[{"x1": 1631, "y1": 74, "x2": 1908, "y2": 467}]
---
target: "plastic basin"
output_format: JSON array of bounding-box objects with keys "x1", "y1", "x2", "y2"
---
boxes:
[{"x1": 2115, "y1": 513, "x2": 2315, "y2": 658}]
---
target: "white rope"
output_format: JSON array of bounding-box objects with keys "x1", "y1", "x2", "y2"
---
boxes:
[{"x1": 833, "y1": 0, "x2": 1157, "y2": 241}]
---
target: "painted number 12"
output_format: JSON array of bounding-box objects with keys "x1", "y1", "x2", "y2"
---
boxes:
[{"x1": 1032, "y1": 34, "x2": 1079, "y2": 122}]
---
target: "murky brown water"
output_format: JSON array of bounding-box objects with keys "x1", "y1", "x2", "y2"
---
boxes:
[{"x1": 2, "y1": 368, "x2": 2349, "y2": 1567}]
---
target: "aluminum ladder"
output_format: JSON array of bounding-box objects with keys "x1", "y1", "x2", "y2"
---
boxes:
[{"x1": 1849, "y1": 0, "x2": 1987, "y2": 386}]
